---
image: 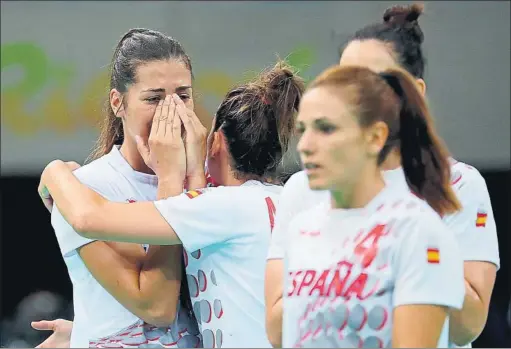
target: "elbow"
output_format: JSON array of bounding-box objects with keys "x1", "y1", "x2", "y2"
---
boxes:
[
  {"x1": 266, "y1": 313, "x2": 282, "y2": 348},
  {"x1": 267, "y1": 330, "x2": 281, "y2": 348},
  {"x1": 451, "y1": 321, "x2": 485, "y2": 347},
  {"x1": 70, "y1": 204, "x2": 102, "y2": 238},
  {"x1": 140, "y1": 301, "x2": 177, "y2": 328},
  {"x1": 70, "y1": 210, "x2": 94, "y2": 237}
]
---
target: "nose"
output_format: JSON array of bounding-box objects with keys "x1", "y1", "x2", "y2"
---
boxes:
[{"x1": 297, "y1": 130, "x2": 315, "y2": 157}]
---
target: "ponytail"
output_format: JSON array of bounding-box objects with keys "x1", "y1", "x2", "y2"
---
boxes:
[{"x1": 379, "y1": 69, "x2": 461, "y2": 216}]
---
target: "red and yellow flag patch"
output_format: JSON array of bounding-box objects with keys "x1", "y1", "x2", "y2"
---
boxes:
[
  {"x1": 427, "y1": 247, "x2": 440, "y2": 264},
  {"x1": 185, "y1": 190, "x2": 203, "y2": 199},
  {"x1": 476, "y1": 210, "x2": 487, "y2": 227}
]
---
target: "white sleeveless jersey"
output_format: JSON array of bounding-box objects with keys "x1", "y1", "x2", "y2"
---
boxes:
[
  {"x1": 51, "y1": 146, "x2": 200, "y2": 348},
  {"x1": 282, "y1": 187, "x2": 465, "y2": 348},
  {"x1": 154, "y1": 181, "x2": 281, "y2": 348}
]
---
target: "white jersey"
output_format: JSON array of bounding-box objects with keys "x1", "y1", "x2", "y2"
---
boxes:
[
  {"x1": 282, "y1": 187, "x2": 465, "y2": 348},
  {"x1": 269, "y1": 162, "x2": 500, "y2": 347},
  {"x1": 154, "y1": 181, "x2": 281, "y2": 348},
  {"x1": 51, "y1": 146, "x2": 199, "y2": 348},
  {"x1": 269, "y1": 163, "x2": 500, "y2": 269}
]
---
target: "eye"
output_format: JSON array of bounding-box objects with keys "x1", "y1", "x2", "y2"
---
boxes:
[
  {"x1": 295, "y1": 124, "x2": 305, "y2": 135},
  {"x1": 317, "y1": 123, "x2": 336, "y2": 134},
  {"x1": 145, "y1": 96, "x2": 162, "y2": 104},
  {"x1": 315, "y1": 120, "x2": 337, "y2": 134},
  {"x1": 178, "y1": 94, "x2": 191, "y2": 101}
]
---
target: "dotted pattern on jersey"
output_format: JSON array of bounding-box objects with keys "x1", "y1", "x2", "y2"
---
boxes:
[
  {"x1": 89, "y1": 307, "x2": 202, "y2": 348},
  {"x1": 185, "y1": 249, "x2": 224, "y2": 348},
  {"x1": 286, "y1": 198, "x2": 424, "y2": 348}
]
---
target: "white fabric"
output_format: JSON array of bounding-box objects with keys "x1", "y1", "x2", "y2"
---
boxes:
[
  {"x1": 282, "y1": 187, "x2": 465, "y2": 348},
  {"x1": 154, "y1": 181, "x2": 282, "y2": 348},
  {"x1": 270, "y1": 160, "x2": 499, "y2": 347},
  {"x1": 51, "y1": 146, "x2": 198, "y2": 348}
]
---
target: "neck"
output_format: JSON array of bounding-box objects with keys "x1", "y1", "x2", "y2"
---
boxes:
[
  {"x1": 380, "y1": 149, "x2": 402, "y2": 171},
  {"x1": 119, "y1": 139, "x2": 154, "y2": 175},
  {"x1": 330, "y1": 166, "x2": 385, "y2": 209}
]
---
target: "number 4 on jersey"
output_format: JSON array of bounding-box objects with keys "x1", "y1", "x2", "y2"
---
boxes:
[{"x1": 265, "y1": 197, "x2": 276, "y2": 233}]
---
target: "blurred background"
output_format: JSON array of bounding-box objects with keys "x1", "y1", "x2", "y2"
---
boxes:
[{"x1": 1, "y1": 1, "x2": 509, "y2": 347}]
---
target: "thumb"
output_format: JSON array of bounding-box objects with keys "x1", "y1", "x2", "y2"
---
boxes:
[
  {"x1": 31, "y1": 320, "x2": 55, "y2": 331},
  {"x1": 135, "y1": 135, "x2": 150, "y2": 164}
]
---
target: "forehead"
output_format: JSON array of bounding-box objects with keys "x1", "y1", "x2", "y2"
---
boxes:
[
  {"x1": 340, "y1": 39, "x2": 398, "y2": 72},
  {"x1": 134, "y1": 59, "x2": 192, "y2": 89},
  {"x1": 298, "y1": 87, "x2": 353, "y2": 122}
]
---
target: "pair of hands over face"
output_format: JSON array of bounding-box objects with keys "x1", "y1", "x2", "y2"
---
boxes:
[{"x1": 38, "y1": 93, "x2": 208, "y2": 212}]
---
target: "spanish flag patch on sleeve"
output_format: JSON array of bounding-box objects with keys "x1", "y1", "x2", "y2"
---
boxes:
[
  {"x1": 475, "y1": 210, "x2": 487, "y2": 227},
  {"x1": 427, "y1": 247, "x2": 440, "y2": 264},
  {"x1": 185, "y1": 190, "x2": 203, "y2": 199}
]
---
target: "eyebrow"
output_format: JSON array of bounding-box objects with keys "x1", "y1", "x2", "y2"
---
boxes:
[{"x1": 142, "y1": 86, "x2": 192, "y2": 93}]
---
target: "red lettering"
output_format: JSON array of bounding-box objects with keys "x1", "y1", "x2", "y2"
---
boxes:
[
  {"x1": 309, "y1": 270, "x2": 329, "y2": 296},
  {"x1": 287, "y1": 271, "x2": 302, "y2": 296},
  {"x1": 354, "y1": 224, "x2": 389, "y2": 268},
  {"x1": 327, "y1": 261, "x2": 353, "y2": 297},
  {"x1": 343, "y1": 273, "x2": 368, "y2": 300},
  {"x1": 265, "y1": 197, "x2": 276, "y2": 232},
  {"x1": 297, "y1": 270, "x2": 316, "y2": 296}
]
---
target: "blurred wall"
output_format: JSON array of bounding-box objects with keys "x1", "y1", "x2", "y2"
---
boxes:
[{"x1": 1, "y1": 1, "x2": 510, "y2": 174}]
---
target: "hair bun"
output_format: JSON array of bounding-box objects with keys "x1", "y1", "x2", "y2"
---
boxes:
[{"x1": 383, "y1": 3, "x2": 424, "y2": 26}]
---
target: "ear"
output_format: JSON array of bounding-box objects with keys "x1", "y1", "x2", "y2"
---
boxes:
[
  {"x1": 365, "y1": 121, "x2": 389, "y2": 158},
  {"x1": 109, "y1": 88, "x2": 125, "y2": 118},
  {"x1": 209, "y1": 130, "x2": 225, "y2": 158},
  {"x1": 416, "y1": 78, "x2": 426, "y2": 96}
]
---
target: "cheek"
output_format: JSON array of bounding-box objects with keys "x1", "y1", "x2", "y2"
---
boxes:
[{"x1": 126, "y1": 104, "x2": 156, "y2": 136}]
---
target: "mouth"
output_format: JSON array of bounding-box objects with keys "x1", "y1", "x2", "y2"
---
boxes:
[{"x1": 303, "y1": 162, "x2": 321, "y2": 174}]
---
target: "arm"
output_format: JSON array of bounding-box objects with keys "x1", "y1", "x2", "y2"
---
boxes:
[
  {"x1": 393, "y1": 305, "x2": 449, "y2": 347},
  {"x1": 265, "y1": 260, "x2": 284, "y2": 348},
  {"x1": 449, "y1": 262, "x2": 496, "y2": 345},
  {"x1": 265, "y1": 176, "x2": 303, "y2": 347},
  {"x1": 78, "y1": 241, "x2": 182, "y2": 327},
  {"x1": 42, "y1": 160, "x2": 181, "y2": 245},
  {"x1": 392, "y1": 215, "x2": 465, "y2": 347},
  {"x1": 445, "y1": 174, "x2": 499, "y2": 345},
  {"x1": 51, "y1": 196, "x2": 181, "y2": 327}
]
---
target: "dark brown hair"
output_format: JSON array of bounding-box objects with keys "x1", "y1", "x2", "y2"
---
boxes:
[
  {"x1": 310, "y1": 65, "x2": 461, "y2": 216},
  {"x1": 88, "y1": 28, "x2": 192, "y2": 161},
  {"x1": 343, "y1": 3, "x2": 426, "y2": 79},
  {"x1": 213, "y1": 61, "x2": 305, "y2": 180}
]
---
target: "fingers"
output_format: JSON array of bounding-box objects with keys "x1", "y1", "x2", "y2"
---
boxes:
[
  {"x1": 173, "y1": 94, "x2": 189, "y2": 138},
  {"x1": 159, "y1": 95, "x2": 174, "y2": 136},
  {"x1": 152, "y1": 98, "x2": 164, "y2": 135},
  {"x1": 31, "y1": 320, "x2": 56, "y2": 331}
]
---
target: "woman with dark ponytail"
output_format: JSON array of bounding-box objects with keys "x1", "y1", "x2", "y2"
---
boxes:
[
  {"x1": 267, "y1": 4, "x2": 499, "y2": 347},
  {"x1": 37, "y1": 60, "x2": 304, "y2": 347},
  {"x1": 32, "y1": 28, "x2": 203, "y2": 348},
  {"x1": 273, "y1": 64, "x2": 464, "y2": 348}
]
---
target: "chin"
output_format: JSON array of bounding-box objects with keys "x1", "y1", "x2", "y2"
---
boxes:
[{"x1": 306, "y1": 177, "x2": 328, "y2": 191}]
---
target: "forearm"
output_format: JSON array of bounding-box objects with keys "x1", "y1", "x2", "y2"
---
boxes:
[
  {"x1": 449, "y1": 281, "x2": 488, "y2": 346},
  {"x1": 81, "y1": 242, "x2": 181, "y2": 327},
  {"x1": 137, "y1": 245, "x2": 182, "y2": 326},
  {"x1": 266, "y1": 298, "x2": 284, "y2": 348}
]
